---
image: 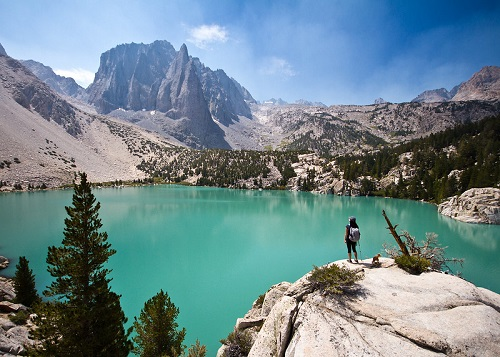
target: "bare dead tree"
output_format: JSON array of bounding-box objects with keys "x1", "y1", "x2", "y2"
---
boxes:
[
  {"x1": 382, "y1": 210, "x2": 409, "y2": 256},
  {"x1": 382, "y1": 210, "x2": 464, "y2": 273}
]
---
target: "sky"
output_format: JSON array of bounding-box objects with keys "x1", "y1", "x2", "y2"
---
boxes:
[{"x1": 1, "y1": 0, "x2": 499, "y2": 105}]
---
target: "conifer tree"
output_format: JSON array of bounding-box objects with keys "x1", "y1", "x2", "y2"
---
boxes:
[
  {"x1": 13, "y1": 256, "x2": 39, "y2": 307},
  {"x1": 133, "y1": 289, "x2": 186, "y2": 357},
  {"x1": 31, "y1": 172, "x2": 131, "y2": 356}
]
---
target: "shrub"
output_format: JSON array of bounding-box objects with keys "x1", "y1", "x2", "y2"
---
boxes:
[
  {"x1": 308, "y1": 264, "x2": 363, "y2": 295},
  {"x1": 253, "y1": 293, "x2": 265, "y2": 308},
  {"x1": 382, "y1": 211, "x2": 463, "y2": 274},
  {"x1": 220, "y1": 330, "x2": 253, "y2": 357},
  {"x1": 394, "y1": 254, "x2": 431, "y2": 275},
  {"x1": 9, "y1": 310, "x2": 30, "y2": 325}
]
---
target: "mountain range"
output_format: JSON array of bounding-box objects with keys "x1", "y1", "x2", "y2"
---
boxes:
[{"x1": 1, "y1": 40, "x2": 499, "y2": 188}]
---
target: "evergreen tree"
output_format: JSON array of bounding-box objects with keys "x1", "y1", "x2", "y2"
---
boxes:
[
  {"x1": 31, "y1": 172, "x2": 131, "y2": 356},
  {"x1": 184, "y1": 340, "x2": 206, "y2": 357},
  {"x1": 133, "y1": 289, "x2": 186, "y2": 357},
  {"x1": 13, "y1": 256, "x2": 39, "y2": 307}
]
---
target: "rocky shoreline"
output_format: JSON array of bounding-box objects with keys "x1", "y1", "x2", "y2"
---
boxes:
[
  {"x1": 218, "y1": 258, "x2": 500, "y2": 356},
  {"x1": 438, "y1": 187, "x2": 500, "y2": 224},
  {"x1": 0, "y1": 257, "x2": 35, "y2": 356}
]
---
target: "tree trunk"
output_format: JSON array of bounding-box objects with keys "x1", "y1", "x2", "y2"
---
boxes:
[{"x1": 382, "y1": 210, "x2": 410, "y2": 256}]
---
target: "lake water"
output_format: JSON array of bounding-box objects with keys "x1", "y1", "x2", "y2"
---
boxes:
[{"x1": 1, "y1": 185, "x2": 499, "y2": 355}]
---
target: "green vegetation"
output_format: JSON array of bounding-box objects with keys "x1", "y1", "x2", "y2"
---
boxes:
[
  {"x1": 138, "y1": 148, "x2": 302, "y2": 189},
  {"x1": 382, "y1": 210, "x2": 463, "y2": 275},
  {"x1": 308, "y1": 264, "x2": 363, "y2": 295},
  {"x1": 13, "y1": 256, "x2": 39, "y2": 307},
  {"x1": 30, "y1": 172, "x2": 132, "y2": 356},
  {"x1": 220, "y1": 329, "x2": 253, "y2": 357},
  {"x1": 184, "y1": 340, "x2": 207, "y2": 357},
  {"x1": 394, "y1": 255, "x2": 431, "y2": 275},
  {"x1": 337, "y1": 115, "x2": 500, "y2": 202},
  {"x1": 132, "y1": 289, "x2": 187, "y2": 357},
  {"x1": 9, "y1": 310, "x2": 30, "y2": 325}
]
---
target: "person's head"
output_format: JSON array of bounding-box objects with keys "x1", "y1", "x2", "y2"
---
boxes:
[{"x1": 349, "y1": 216, "x2": 358, "y2": 227}]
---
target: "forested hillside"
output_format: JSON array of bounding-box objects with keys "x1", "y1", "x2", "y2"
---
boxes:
[
  {"x1": 134, "y1": 114, "x2": 499, "y2": 204},
  {"x1": 336, "y1": 114, "x2": 500, "y2": 202},
  {"x1": 137, "y1": 149, "x2": 302, "y2": 189}
]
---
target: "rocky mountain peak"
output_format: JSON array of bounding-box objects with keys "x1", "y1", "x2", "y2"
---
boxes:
[
  {"x1": 411, "y1": 87, "x2": 454, "y2": 103},
  {"x1": 20, "y1": 59, "x2": 86, "y2": 98},
  {"x1": 83, "y1": 40, "x2": 251, "y2": 148},
  {"x1": 0, "y1": 54, "x2": 80, "y2": 136},
  {"x1": 0, "y1": 43, "x2": 7, "y2": 56},
  {"x1": 452, "y1": 65, "x2": 500, "y2": 101},
  {"x1": 178, "y1": 43, "x2": 189, "y2": 63},
  {"x1": 374, "y1": 97, "x2": 387, "y2": 104}
]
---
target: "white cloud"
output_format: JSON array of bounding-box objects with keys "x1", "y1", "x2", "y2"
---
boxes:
[
  {"x1": 187, "y1": 24, "x2": 228, "y2": 49},
  {"x1": 54, "y1": 68, "x2": 95, "y2": 87},
  {"x1": 260, "y1": 57, "x2": 297, "y2": 78}
]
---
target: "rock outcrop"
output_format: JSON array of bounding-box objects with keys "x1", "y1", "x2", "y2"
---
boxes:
[
  {"x1": 219, "y1": 259, "x2": 500, "y2": 356},
  {"x1": 452, "y1": 66, "x2": 500, "y2": 102},
  {"x1": 0, "y1": 259, "x2": 34, "y2": 356},
  {"x1": 438, "y1": 187, "x2": 500, "y2": 224}
]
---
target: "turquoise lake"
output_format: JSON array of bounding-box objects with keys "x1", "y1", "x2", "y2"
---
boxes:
[{"x1": 1, "y1": 185, "x2": 499, "y2": 355}]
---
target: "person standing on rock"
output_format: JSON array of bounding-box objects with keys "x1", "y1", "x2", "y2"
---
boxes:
[{"x1": 344, "y1": 216, "x2": 360, "y2": 263}]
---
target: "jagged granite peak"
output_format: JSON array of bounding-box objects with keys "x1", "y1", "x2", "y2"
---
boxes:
[
  {"x1": 153, "y1": 43, "x2": 230, "y2": 148},
  {"x1": 0, "y1": 43, "x2": 7, "y2": 56},
  {"x1": 86, "y1": 40, "x2": 177, "y2": 113},
  {"x1": 199, "y1": 68, "x2": 253, "y2": 126},
  {"x1": 452, "y1": 65, "x2": 500, "y2": 101},
  {"x1": 373, "y1": 97, "x2": 387, "y2": 104},
  {"x1": 231, "y1": 77, "x2": 256, "y2": 105},
  {"x1": 20, "y1": 59, "x2": 86, "y2": 98},
  {"x1": 85, "y1": 40, "x2": 252, "y2": 148},
  {"x1": 157, "y1": 44, "x2": 207, "y2": 117}
]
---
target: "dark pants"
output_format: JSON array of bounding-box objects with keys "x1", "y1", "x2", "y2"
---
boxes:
[{"x1": 346, "y1": 240, "x2": 357, "y2": 253}]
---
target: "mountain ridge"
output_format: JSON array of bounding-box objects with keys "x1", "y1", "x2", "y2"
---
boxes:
[{"x1": 1, "y1": 40, "x2": 499, "y2": 189}]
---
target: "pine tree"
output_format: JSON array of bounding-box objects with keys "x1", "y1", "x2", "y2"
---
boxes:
[
  {"x1": 13, "y1": 256, "x2": 39, "y2": 307},
  {"x1": 185, "y1": 340, "x2": 206, "y2": 357},
  {"x1": 133, "y1": 289, "x2": 186, "y2": 357},
  {"x1": 31, "y1": 172, "x2": 132, "y2": 356}
]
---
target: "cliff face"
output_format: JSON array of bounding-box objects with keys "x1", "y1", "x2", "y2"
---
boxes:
[
  {"x1": 85, "y1": 40, "x2": 254, "y2": 148},
  {"x1": 219, "y1": 259, "x2": 500, "y2": 356}
]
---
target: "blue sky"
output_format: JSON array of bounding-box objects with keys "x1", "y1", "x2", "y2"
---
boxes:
[{"x1": 1, "y1": 0, "x2": 499, "y2": 105}]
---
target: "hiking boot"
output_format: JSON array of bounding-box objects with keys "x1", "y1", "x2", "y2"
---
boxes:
[
  {"x1": 355, "y1": 259, "x2": 359, "y2": 263},
  {"x1": 348, "y1": 259, "x2": 352, "y2": 263}
]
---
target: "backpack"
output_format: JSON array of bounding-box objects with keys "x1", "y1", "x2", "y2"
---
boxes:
[{"x1": 349, "y1": 226, "x2": 361, "y2": 242}]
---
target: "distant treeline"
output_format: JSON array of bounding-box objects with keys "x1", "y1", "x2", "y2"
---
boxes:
[
  {"x1": 337, "y1": 114, "x2": 500, "y2": 202},
  {"x1": 138, "y1": 149, "x2": 303, "y2": 189}
]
